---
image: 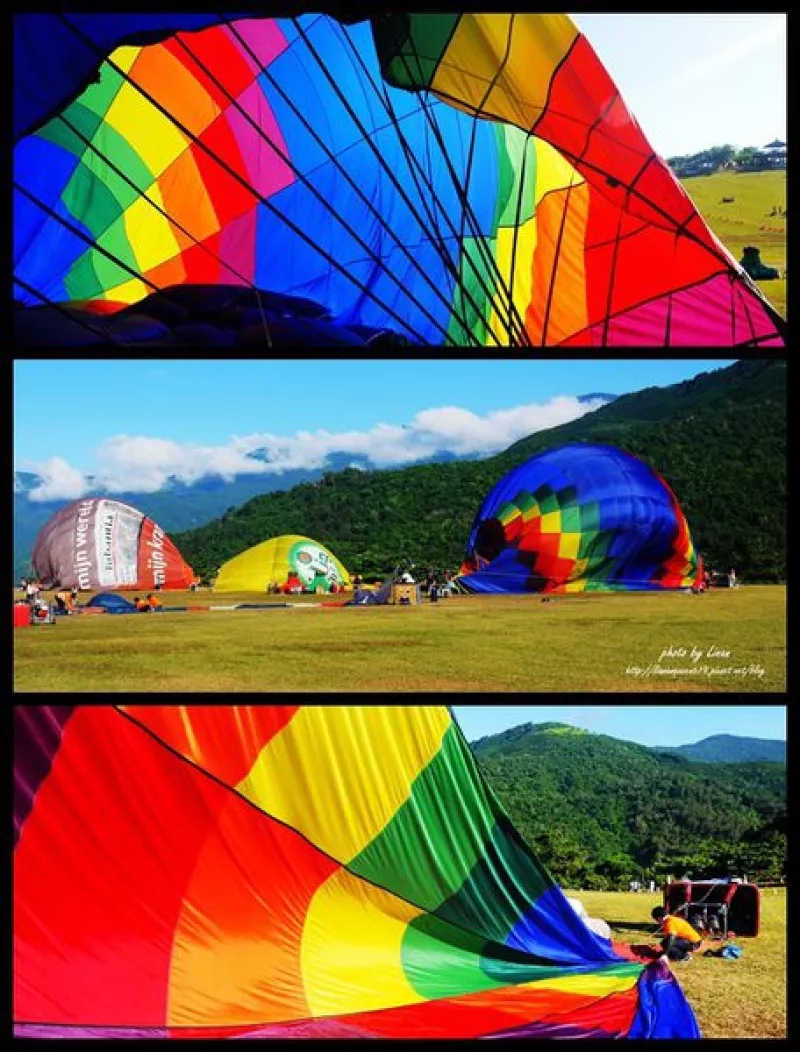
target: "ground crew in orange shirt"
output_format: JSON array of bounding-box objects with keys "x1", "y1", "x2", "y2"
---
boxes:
[{"x1": 651, "y1": 906, "x2": 703, "y2": 962}]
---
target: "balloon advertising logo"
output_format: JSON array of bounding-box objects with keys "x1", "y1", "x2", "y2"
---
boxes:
[{"x1": 290, "y1": 541, "x2": 344, "y2": 587}]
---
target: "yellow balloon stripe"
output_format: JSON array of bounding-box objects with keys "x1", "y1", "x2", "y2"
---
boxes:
[
  {"x1": 431, "y1": 15, "x2": 578, "y2": 131},
  {"x1": 301, "y1": 868, "x2": 426, "y2": 1017},
  {"x1": 237, "y1": 706, "x2": 451, "y2": 863}
]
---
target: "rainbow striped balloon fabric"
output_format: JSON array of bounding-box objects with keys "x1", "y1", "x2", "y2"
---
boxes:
[
  {"x1": 459, "y1": 444, "x2": 700, "y2": 594},
  {"x1": 13, "y1": 13, "x2": 783, "y2": 346},
  {"x1": 14, "y1": 706, "x2": 700, "y2": 1038}
]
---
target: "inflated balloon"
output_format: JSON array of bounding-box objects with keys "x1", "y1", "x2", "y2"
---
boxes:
[
  {"x1": 459, "y1": 444, "x2": 700, "y2": 594},
  {"x1": 13, "y1": 705, "x2": 701, "y2": 1038},
  {"x1": 31, "y1": 498, "x2": 194, "y2": 590},
  {"x1": 214, "y1": 534, "x2": 350, "y2": 592},
  {"x1": 13, "y1": 13, "x2": 784, "y2": 346}
]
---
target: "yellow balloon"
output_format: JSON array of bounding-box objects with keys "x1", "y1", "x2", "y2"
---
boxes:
[{"x1": 215, "y1": 535, "x2": 351, "y2": 593}]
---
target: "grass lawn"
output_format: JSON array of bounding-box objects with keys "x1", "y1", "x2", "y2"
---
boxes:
[
  {"x1": 14, "y1": 584, "x2": 785, "y2": 692},
  {"x1": 568, "y1": 888, "x2": 786, "y2": 1038},
  {"x1": 680, "y1": 170, "x2": 787, "y2": 318}
]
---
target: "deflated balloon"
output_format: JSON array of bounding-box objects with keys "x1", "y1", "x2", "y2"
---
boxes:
[
  {"x1": 13, "y1": 705, "x2": 701, "y2": 1038},
  {"x1": 31, "y1": 497, "x2": 194, "y2": 590},
  {"x1": 459, "y1": 443, "x2": 700, "y2": 594},
  {"x1": 214, "y1": 534, "x2": 350, "y2": 592}
]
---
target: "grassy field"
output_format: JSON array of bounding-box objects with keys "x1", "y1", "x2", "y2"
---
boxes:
[
  {"x1": 568, "y1": 888, "x2": 786, "y2": 1038},
  {"x1": 680, "y1": 169, "x2": 787, "y2": 318},
  {"x1": 14, "y1": 585, "x2": 785, "y2": 692}
]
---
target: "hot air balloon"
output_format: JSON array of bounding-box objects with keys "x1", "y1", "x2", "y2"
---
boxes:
[
  {"x1": 13, "y1": 13, "x2": 785, "y2": 346},
  {"x1": 459, "y1": 444, "x2": 700, "y2": 594},
  {"x1": 214, "y1": 535, "x2": 350, "y2": 593},
  {"x1": 13, "y1": 705, "x2": 701, "y2": 1038},
  {"x1": 31, "y1": 498, "x2": 194, "y2": 590}
]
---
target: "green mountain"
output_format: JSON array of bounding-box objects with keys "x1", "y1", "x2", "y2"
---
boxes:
[
  {"x1": 469, "y1": 722, "x2": 786, "y2": 888},
  {"x1": 175, "y1": 359, "x2": 786, "y2": 582},
  {"x1": 652, "y1": 734, "x2": 786, "y2": 764}
]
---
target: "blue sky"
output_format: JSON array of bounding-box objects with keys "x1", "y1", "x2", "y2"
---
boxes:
[
  {"x1": 14, "y1": 359, "x2": 734, "y2": 474},
  {"x1": 574, "y1": 13, "x2": 786, "y2": 157},
  {"x1": 453, "y1": 706, "x2": 786, "y2": 748}
]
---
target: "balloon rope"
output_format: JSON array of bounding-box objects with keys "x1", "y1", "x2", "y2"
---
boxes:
[
  {"x1": 224, "y1": 18, "x2": 482, "y2": 346},
  {"x1": 358, "y1": 18, "x2": 530, "y2": 347},
  {"x1": 17, "y1": 122, "x2": 275, "y2": 348},
  {"x1": 600, "y1": 205, "x2": 626, "y2": 349},
  {"x1": 444, "y1": 14, "x2": 532, "y2": 347},
  {"x1": 54, "y1": 14, "x2": 433, "y2": 346},
  {"x1": 292, "y1": 16, "x2": 512, "y2": 348},
  {"x1": 507, "y1": 132, "x2": 535, "y2": 347},
  {"x1": 337, "y1": 18, "x2": 528, "y2": 347},
  {"x1": 14, "y1": 181, "x2": 161, "y2": 296},
  {"x1": 53, "y1": 111, "x2": 264, "y2": 295},
  {"x1": 291, "y1": 15, "x2": 503, "y2": 346},
  {"x1": 170, "y1": 30, "x2": 458, "y2": 347},
  {"x1": 539, "y1": 171, "x2": 579, "y2": 347}
]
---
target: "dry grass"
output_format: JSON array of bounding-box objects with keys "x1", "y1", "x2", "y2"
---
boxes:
[
  {"x1": 567, "y1": 888, "x2": 786, "y2": 1038},
  {"x1": 13, "y1": 585, "x2": 785, "y2": 693}
]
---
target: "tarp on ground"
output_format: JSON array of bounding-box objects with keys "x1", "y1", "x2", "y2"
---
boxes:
[
  {"x1": 14, "y1": 705, "x2": 700, "y2": 1038},
  {"x1": 84, "y1": 592, "x2": 137, "y2": 614}
]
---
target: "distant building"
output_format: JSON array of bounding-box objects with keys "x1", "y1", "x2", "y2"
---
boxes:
[{"x1": 761, "y1": 140, "x2": 787, "y2": 168}]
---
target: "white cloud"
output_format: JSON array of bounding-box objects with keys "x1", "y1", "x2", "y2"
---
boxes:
[
  {"x1": 28, "y1": 457, "x2": 90, "y2": 501},
  {"x1": 92, "y1": 436, "x2": 267, "y2": 493},
  {"x1": 24, "y1": 395, "x2": 611, "y2": 501}
]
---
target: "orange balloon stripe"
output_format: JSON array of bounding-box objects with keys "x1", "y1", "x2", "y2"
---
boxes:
[{"x1": 117, "y1": 705, "x2": 299, "y2": 789}]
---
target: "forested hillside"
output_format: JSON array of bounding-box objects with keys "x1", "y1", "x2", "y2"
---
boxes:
[
  {"x1": 653, "y1": 734, "x2": 786, "y2": 764},
  {"x1": 175, "y1": 360, "x2": 785, "y2": 583},
  {"x1": 471, "y1": 723, "x2": 786, "y2": 888}
]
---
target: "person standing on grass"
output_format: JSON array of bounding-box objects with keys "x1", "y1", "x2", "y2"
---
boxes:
[{"x1": 651, "y1": 906, "x2": 702, "y2": 963}]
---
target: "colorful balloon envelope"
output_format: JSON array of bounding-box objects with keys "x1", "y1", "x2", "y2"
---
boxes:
[
  {"x1": 31, "y1": 497, "x2": 194, "y2": 590},
  {"x1": 214, "y1": 534, "x2": 350, "y2": 592},
  {"x1": 13, "y1": 705, "x2": 701, "y2": 1038},
  {"x1": 13, "y1": 13, "x2": 784, "y2": 346},
  {"x1": 459, "y1": 444, "x2": 700, "y2": 594}
]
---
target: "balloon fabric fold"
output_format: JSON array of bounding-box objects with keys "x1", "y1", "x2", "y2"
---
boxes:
[
  {"x1": 14, "y1": 705, "x2": 701, "y2": 1038},
  {"x1": 13, "y1": 12, "x2": 784, "y2": 346}
]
